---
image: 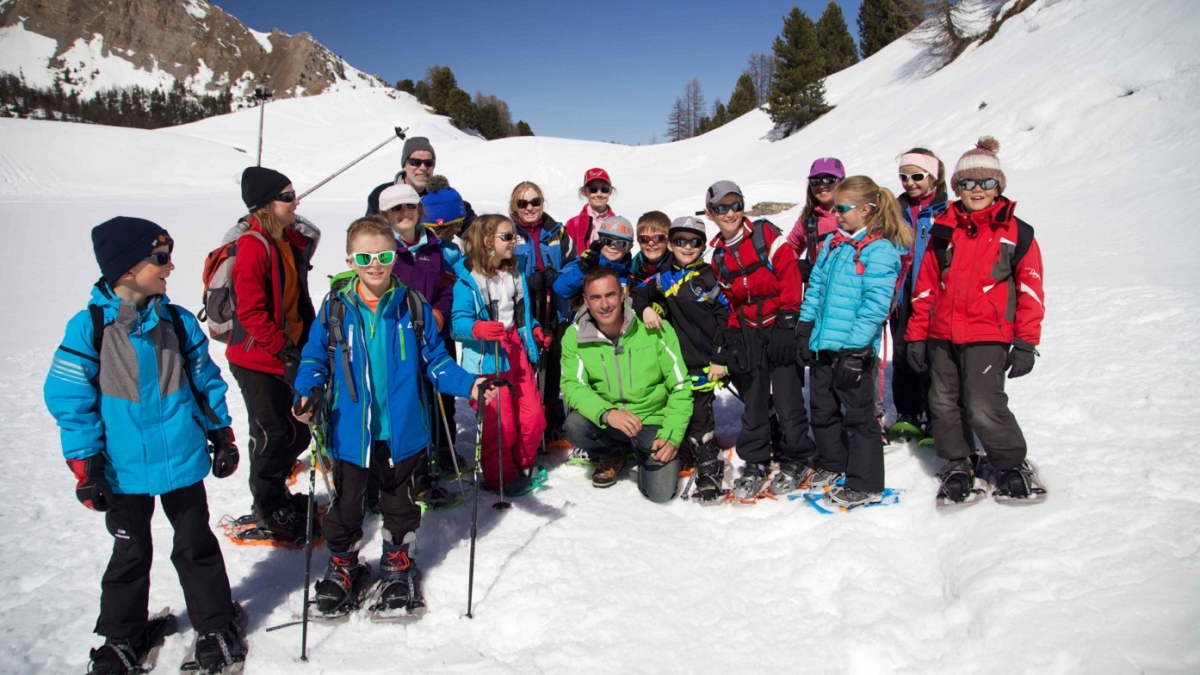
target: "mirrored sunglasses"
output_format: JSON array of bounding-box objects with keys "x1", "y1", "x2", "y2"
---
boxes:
[
  {"x1": 709, "y1": 201, "x2": 744, "y2": 215},
  {"x1": 351, "y1": 251, "x2": 397, "y2": 266},
  {"x1": 600, "y1": 237, "x2": 632, "y2": 250},
  {"x1": 808, "y1": 176, "x2": 839, "y2": 187},
  {"x1": 671, "y1": 237, "x2": 704, "y2": 249},
  {"x1": 637, "y1": 234, "x2": 667, "y2": 245},
  {"x1": 956, "y1": 178, "x2": 999, "y2": 191},
  {"x1": 833, "y1": 204, "x2": 861, "y2": 214}
]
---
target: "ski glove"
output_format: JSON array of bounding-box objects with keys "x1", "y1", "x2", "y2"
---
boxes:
[
  {"x1": 207, "y1": 427, "x2": 239, "y2": 479},
  {"x1": 796, "y1": 321, "x2": 815, "y2": 366},
  {"x1": 277, "y1": 339, "x2": 301, "y2": 387},
  {"x1": 472, "y1": 321, "x2": 507, "y2": 341},
  {"x1": 577, "y1": 243, "x2": 602, "y2": 272},
  {"x1": 1006, "y1": 338, "x2": 1038, "y2": 379},
  {"x1": 906, "y1": 340, "x2": 928, "y2": 373},
  {"x1": 767, "y1": 311, "x2": 799, "y2": 366},
  {"x1": 834, "y1": 346, "x2": 875, "y2": 391},
  {"x1": 721, "y1": 329, "x2": 751, "y2": 377},
  {"x1": 67, "y1": 455, "x2": 111, "y2": 512},
  {"x1": 533, "y1": 326, "x2": 552, "y2": 350},
  {"x1": 527, "y1": 267, "x2": 559, "y2": 292}
]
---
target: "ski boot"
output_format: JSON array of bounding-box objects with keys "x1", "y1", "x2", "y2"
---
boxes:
[
  {"x1": 826, "y1": 485, "x2": 884, "y2": 509},
  {"x1": 731, "y1": 462, "x2": 769, "y2": 502},
  {"x1": 370, "y1": 535, "x2": 426, "y2": 621},
  {"x1": 194, "y1": 620, "x2": 247, "y2": 675},
  {"x1": 691, "y1": 439, "x2": 726, "y2": 504},
  {"x1": 769, "y1": 460, "x2": 814, "y2": 496},
  {"x1": 808, "y1": 468, "x2": 843, "y2": 491},
  {"x1": 314, "y1": 551, "x2": 370, "y2": 617},
  {"x1": 87, "y1": 611, "x2": 176, "y2": 675}
]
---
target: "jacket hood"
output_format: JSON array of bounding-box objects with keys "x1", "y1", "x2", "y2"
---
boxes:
[{"x1": 573, "y1": 299, "x2": 636, "y2": 344}]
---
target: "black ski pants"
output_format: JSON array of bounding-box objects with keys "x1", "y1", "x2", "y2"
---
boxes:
[
  {"x1": 564, "y1": 412, "x2": 679, "y2": 503},
  {"x1": 684, "y1": 385, "x2": 716, "y2": 446},
  {"x1": 323, "y1": 442, "x2": 423, "y2": 554},
  {"x1": 928, "y1": 340, "x2": 1027, "y2": 470},
  {"x1": 889, "y1": 302, "x2": 930, "y2": 421},
  {"x1": 809, "y1": 352, "x2": 885, "y2": 493},
  {"x1": 729, "y1": 331, "x2": 816, "y2": 466},
  {"x1": 540, "y1": 321, "x2": 568, "y2": 432},
  {"x1": 97, "y1": 481, "x2": 235, "y2": 638},
  {"x1": 231, "y1": 364, "x2": 311, "y2": 518}
]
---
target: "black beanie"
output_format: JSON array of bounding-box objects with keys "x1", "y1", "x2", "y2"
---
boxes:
[
  {"x1": 91, "y1": 217, "x2": 173, "y2": 284},
  {"x1": 400, "y1": 137, "x2": 436, "y2": 167},
  {"x1": 241, "y1": 166, "x2": 292, "y2": 212}
]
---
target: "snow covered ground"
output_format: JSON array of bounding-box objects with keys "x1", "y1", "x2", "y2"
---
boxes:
[{"x1": 1, "y1": 0, "x2": 1198, "y2": 672}]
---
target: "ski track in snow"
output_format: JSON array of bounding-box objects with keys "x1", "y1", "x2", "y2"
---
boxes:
[{"x1": 2, "y1": 0, "x2": 1200, "y2": 671}]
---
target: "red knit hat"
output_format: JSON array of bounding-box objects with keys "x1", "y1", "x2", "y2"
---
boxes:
[{"x1": 951, "y1": 136, "x2": 1006, "y2": 193}]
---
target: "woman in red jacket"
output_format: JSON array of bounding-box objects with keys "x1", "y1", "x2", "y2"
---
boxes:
[
  {"x1": 227, "y1": 166, "x2": 318, "y2": 543},
  {"x1": 904, "y1": 138, "x2": 1045, "y2": 504}
]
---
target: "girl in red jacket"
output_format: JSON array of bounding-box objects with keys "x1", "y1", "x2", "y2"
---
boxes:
[
  {"x1": 564, "y1": 167, "x2": 618, "y2": 251},
  {"x1": 904, "y1": 138, "x2": 1045, "y2": 504},
  {"x1": 226, "y1": 166, "x2": 318, "y2": 543}
]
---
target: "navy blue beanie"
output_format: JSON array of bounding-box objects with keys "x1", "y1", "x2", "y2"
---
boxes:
[
  {"x1": 91, "y1": 217, "x2": 173, "y2": 284},
  {"x1": 241, "y1": 166, "x2": 292, "y2": 212}
]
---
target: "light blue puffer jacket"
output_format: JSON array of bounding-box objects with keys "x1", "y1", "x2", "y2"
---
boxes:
[
  {"x1": 800, "y1": 229, "x2": 904, "y2": 353},
  {"x1": 451, "y1": 259, "x2": 540, "y2": 375}
]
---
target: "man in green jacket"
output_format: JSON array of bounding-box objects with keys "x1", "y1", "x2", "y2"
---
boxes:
[{"x1": 560, "y1": 266, "x2": 693, "y2": 501}]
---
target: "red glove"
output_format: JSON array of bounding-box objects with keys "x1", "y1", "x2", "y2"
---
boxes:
[
  {"x1": 68, "y1": 455, "x2": 111, "y2": 512},
  {"x1": 472, "y1": 321, "x2": 506, "y2": 341},
  {"x1": 533, "y1": 326, "x2": 552, "y2": 350}
]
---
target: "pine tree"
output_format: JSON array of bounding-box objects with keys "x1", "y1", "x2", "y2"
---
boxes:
[
  {"x1": 857, "y1": 0, "x2": 925, "y2": 59},
  {"x1": 515, "y1": 120, "x2": 534, "y2": 136},
  {"x1": 425, "y1": 65, "x2": 457, "y2": 115},
  {"x1": 710, "y1": 100, "x2": 728, "y2": 129},
  {"x1": 396, "y1": 79, "x2": 415, "y2": 94},
  {"x1": 666, "y1": 97, "x2": 688, "y2": 142},
  {"x1": 444, "y1": 88, "x2": 476, "y2": 130},
  {"x1": 816, "y1": 1, "x2": 859, "y2": 75},
  {"x1": 726, "y1": 73, "x2": 758, "y2": 118},
  {"x1": 768, "y1": 7, "x2": 831, "y2": 136},
  {"x1": 685, "y1": 78, "x2": 705, "y2": 138}
]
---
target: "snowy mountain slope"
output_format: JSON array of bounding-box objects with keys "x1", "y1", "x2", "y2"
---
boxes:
[{"x1": 1, "y1": 0, "x2": 1199, "y2": 673}]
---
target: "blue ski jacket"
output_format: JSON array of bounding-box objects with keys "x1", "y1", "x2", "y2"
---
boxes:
[
  {"x1": 44, "y1": 285, "x2": 232, "y2": 496},
  {"x1": 897, "y1": 190, "x2": 949, "y2": 307},
  {"x1": 800, "y1": 229, "x2": 904, "y2": 353},
  {"x1": 515, "y1": 214, "x2": 575, "y2": 325},
  {"x1": 451, "y1": 259, "x2": 540, "y2": 375},
  {"x1": 294, "y1": 279, "x2": 477, "y2": 468}
]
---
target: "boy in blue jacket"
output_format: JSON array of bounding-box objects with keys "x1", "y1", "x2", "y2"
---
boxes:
[
  {"x1": 292, "y1": 216, "x2": 492, "y2": 619},
  {"x1": 45, "y1": 217, "x2": 244, "y2": 675},
  {"x1": 553, "y1": 215, "x2": 636, "y2": 312}
]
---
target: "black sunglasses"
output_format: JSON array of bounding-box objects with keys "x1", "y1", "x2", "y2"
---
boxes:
[
  {"x1": 143, "y1": 252, "x2": 172, "y2": 266},
  {"x1": 709, "y1": 201, "x2": 744, "y2": 215},
  {"x1": 809, "y1": 176, "x2": 839, "y2": 187},
  {"x1": 388, "y1": 203, "x2": 418, "y2": 212},
  {"x1": 599, "y1": 237, "x2": 631, "y2": 250},
  {"x1": 406, "y1": 157, "x2": 435, "y2": 168},
  {"x1": 273, "y1": 191, "x2": 296, "y2": 203},
  {"x1": 671, "y1": 237, "x2": 704, "y2": 249},
  {"x1": 586, "y1": 185, "x2": 612, "y2": 194},
  {"x1": 516, "y1": 198, "x2": 543, "y2": 209},
  {"x1": 957, "y1": 178, "x2": 999, "y2": 191}
]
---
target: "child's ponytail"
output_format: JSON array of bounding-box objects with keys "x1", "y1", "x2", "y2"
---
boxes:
[{"x1": 867, "y1": 187, "x2": 913, "y2": 249}]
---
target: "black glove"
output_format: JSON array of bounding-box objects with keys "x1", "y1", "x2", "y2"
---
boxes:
[
  {"x1": 277, "y1": 339, "x2": 301, "y2": 386},
  {"x1": 767, "y1": 311, "x2": 798, "y2": 366},
  {"x1": 721, "y1": 329, "x2": 750, "y2": 377},
  {"x1": 834, "y1": 346, "x2": 875, "y2": 391},
  {"x1": 577, "y1": 243, "x2": 601, "y2": 272},
  {"x1": 796, "y1": 320, "x2": 815, "y2": 366},
  {"x1": 68, "y1": 455, "x2": 111, "y2": 512},
  {"x1": 906, "y1": 340, "x2": 928, "y2": 373},
  {"x1": 207, "y1": 427, "x2": 239, "y2": 479},
  {"x1": 1006, "y1": 338, "x2": 1038, "y2": 379}
]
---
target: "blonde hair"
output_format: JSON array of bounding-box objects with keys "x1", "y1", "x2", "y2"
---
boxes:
[
  {"x1": 345, "y1": 216, "x2": 394, "y2": 253},
  {"x1": 248, "y1": 205, "x2": 285, "y2": 239},
  {"x1": 509, "y1": 181, "x2": 546, "y2": 220},
  {"x1": 636, "y1": 211, "x2": 670, "y2": 235},
  {"x1": 464, "y1": 214, "x2": 517, "y2": 278},
  {"x1": 834, "y1": 176, "x2": 913, "y2": 248}
]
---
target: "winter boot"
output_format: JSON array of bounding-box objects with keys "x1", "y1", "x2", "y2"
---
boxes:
[
  {"x1": 827, "y1": 485, "x2": 884, "y2": 509},
  {"x1": 808, "y1": 468, "x2": 844, "y2": 490},
  {"x1": 692, "y1": 439, "x2": 725, "y2": 503},
  {"x1": 377, "y1": 536, "x2": 425, "y2": 615},
  {"x1": 315, "y1": 551, "x2": 367, "y2": 615},
  {"x1": 591, "y1": 455, "x2": 625, "y2": 488},
  {"x1": 732, "y1": 462, "x2": 768, "y2": 501},
  {"x1": 87, "y1": 613, "x2": 175, "y2": 675},
  {"x1": 194, "y1": 620, "x2": 246, "y2": 674},
  {"x1": 997, "y1": 461, "x2": 1034, "y2": 499},
  {"x1": 769, "y1": 460, "x2": 815, "y2": 495},
  {"x1": 937, "y1": 458, "x2": 976, "y2": 503},
  {"x1": 258, "y1": 504, "x2": 317, "y2": 544}
]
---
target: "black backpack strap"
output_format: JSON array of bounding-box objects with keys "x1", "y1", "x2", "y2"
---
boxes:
[
  {"x1": 405, "y1": 288, "x2": 428, "y2": 344},
  {"x1": 167, "y1": 304, "x2": 222, "y2": 427},
  {"x1": 320, "y1": 291, "x2": 358, "y2": 404},
  {"x1": 1013, "y1": 218, "x2": 1035, "y2": 269},
  {"x1": 929, "y1": 223, "x2": 955, "y2": 275}
]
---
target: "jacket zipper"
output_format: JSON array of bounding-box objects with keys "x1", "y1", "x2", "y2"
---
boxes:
[{"x1": 611, "y1": 338, "x2": 627, "y2": 410}]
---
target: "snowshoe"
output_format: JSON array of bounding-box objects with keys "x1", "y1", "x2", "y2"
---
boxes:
[
  {"x1": 180, "y1": 603, "x2": 248, "y2": 675},
  {"x1": 284, "y1": 458, "x2": 305, "y2": 487},
  {"x1": 888, "y1": 416, "x2": 926, "y2": 443},
  {"x1": 826, "y1": 485, "x2": 884, "y2": 509},
  {"x1": 221, "y1": 504, "x2": 323, "y2": 549},
  {"x1": 544, "y1": 426, "x2": 572, "y2": 453},
  {"x1": 311, "y1": 553, "x2": 372, "y2": 620},
  {"x1": 730, "y1": 462, "x2": 771, "y2": 504},
  {"x1": 86, "y1": 607, "x2": 175, "y2": 675},
  {"x1": 768, "y1": 461, "x2": 814, "y2": 496},
  {"x1": 415, "y1": 482, "x2": 462, "y2": 512},
  {"x1": 566, "y1": 446, "x2": 595, "y2": 468},
  {"x1": 799, "y1": 487, "x2": 903, "y2": 512},
  {"x1": 991, "y1": 461, "x2": 1047, "y2": 504},
  {"x1": 936, "y1": 458, "x2": 987, "y2": 509},
  {"x1": 806, "y1": 468, "x2": 844, "y2": 491},
  {"x1": 682, "y1": 440, "x2": 726, "y2": 505},
  {"x1": 368, "y1": 541, "x2": 427, "y2": 623}
]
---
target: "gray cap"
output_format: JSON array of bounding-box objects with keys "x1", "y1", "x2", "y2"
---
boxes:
[
  {"x1": 401, "y1": 136, "x2": 436, "y2": 167},
  {"x1": 668, "y1": 216, "x2": 706, "y2": 239},
  {"x1": 705, "y1": 180, "x2": 743, "y2": 207}
]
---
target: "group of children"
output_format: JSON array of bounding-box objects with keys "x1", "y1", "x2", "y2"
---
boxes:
[{"x1": 44, "y1": 135, "x2": 1044, "y2": 674}]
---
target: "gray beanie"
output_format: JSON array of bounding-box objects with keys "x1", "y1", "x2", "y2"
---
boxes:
[{"x1": 401, "y1": 137, "x2": 436, "y2": 168}]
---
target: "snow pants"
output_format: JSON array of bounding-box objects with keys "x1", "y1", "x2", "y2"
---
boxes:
[
  {"x1": 928, "y1": 340, "x2": 1027, "y2": 470},
  {"x1": 729, "y1": 330, "x2": 816, "y2": 466},
  {"x1": 230, "y1": 364, "x2": 311, "y2": 518},
  {"x1": 97, "y1": 481, "x2": 235, "y2": 638},
  {"x1": 809, "y1": 352, "x2": 885, "y2": 493},
  {"x1": 323, "y1": 443, "x2": 423, "y2": 554},
  {"x1": 564, "y1": 411, "x2": 680, "y2": 503},
  {"x1": 889, "y1": 303, "x2": 930, "y2": 421},
  {"x1": 540, "y1": 321, "x2": 568, "y2": 433},
  {"x1": 471, "y1": 329, "x2": 546, "y2": 491}
]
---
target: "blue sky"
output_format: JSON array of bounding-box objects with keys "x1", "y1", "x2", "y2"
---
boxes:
[{"x1": 211, "y1": 0, "x2": 862, "y2": 145}]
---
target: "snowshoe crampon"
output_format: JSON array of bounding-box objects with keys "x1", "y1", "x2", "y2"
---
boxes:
[
  {"x1": 86, "y1": 607, "x2": 175, "y2": 675},
  {"x1": 180, "y1": 603, "x2": 248, "y2": 675},
  {"x1": 367, "y1": 579, "x2": 427, "y2": 624},
  {"x1": 310, "y1": 562, "x2": 373, "y2": 621},
  {"x1": 936, "y1": 465, "x2": 988, "y2": 510},
  {"x1": 991, "y1": 461, "x2": 1047, "y2": 505}
]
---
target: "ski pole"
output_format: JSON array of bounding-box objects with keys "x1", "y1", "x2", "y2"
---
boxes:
[
  {"x1": 466, "y1": 382, "x2": 486, "y2": 618},
  {"x1": 436, "y1": 392, "x2": 468, "y2": 497},
  {"x1": 253, "y1": 86, "x2": 272, "y2": 166},
  {"x1": 300, "y1": 425, "x2": 317, "y2": 661},
  {"x1": 490, "y1": 300, "x2": 512, "y2": 512},
  {"x1": 296, "y1": 126, "x2": 408, "y2": 201}
]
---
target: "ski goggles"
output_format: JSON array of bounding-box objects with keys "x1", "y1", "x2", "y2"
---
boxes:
[
  {"x1": 599, "y1": 237, "x2": 632, "y2": 250},
  {"x1": 898, "y1": 172, "x2": 930, "y2": 183},
  {"x1": 637, "y1": 234, "x2": 667, "y2": 245},
  {"x1": 516, "y1": 198, "x2": 543, "y2": 209},
  {"x1": 586, "y1": 185, "x2": 612, "y2": 194},
  {"x1": 273, "y1": 191, "x2": 297, "y2": 203},
  {"x1": 708, "y1": 201, "x2": 744, "y2": 215},
  {"x1": 351, "y1": 251, "x2": 397, "y2": 266},
  {"x1": 808, "y1": 176, "x2": 839, "y2": 187},
  {"x1": 956, "y1": 178, "x2": 999, "y2": 191},
  {"x1": 671, "y1": 237, "x2": 704, "y2": 249}
]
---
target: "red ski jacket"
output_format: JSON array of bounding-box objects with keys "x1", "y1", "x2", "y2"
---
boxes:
[
  {"x1": 905, "y1": 197, "x2": 1044, "y2": 346},
  {"x1": 226, "y1": 218, "x2": 316, "y2": 374},
  {"x1": 564, "y1": 205, "x2": 614, "y2": 252},
  {"x1": 709, "y1": 218, "x2": 803, "y2": 329}
]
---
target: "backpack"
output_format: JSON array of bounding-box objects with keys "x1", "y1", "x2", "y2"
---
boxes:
[
  {"x1": 712, "y1": 218, "x2": 781, "y2": 288},
  {"x1": 928, "y1": 218, "x2": 1034, "y2": 279},
  {"x1": 88, "y1": 297, "x2": 222, "y2": 427},
  {"x1": 317, "y1": 272, "x2": 428, "y2": 404},
  {"x1": 825, "y1": 231, "x2": 912, "y2": 314},
  {"x1": 197, "y1": 230, "x2": 269, "y2": 343}
]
